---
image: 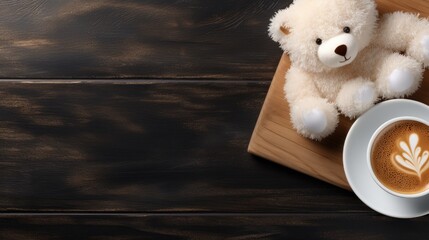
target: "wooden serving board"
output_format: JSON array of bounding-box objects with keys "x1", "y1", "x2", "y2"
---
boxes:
[{"x1": 248, "y1": 0, "x2": 429, "y2": 190}]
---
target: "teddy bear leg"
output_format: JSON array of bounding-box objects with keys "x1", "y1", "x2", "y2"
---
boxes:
[
  {"x1": 376, "y1": 12, "x2": 429, "y2": 67},
  {"x1": 375, "y1": 53, "x2": 423, "y2": 99},
  {"x1": 290, "y1": 97, "x2": 338, "y2": 140},
  {"x1": 336, "y1": 78, "x2": 377, "y2": 118}
]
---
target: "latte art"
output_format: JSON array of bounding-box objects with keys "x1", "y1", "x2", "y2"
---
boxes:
[
  {"x1": 371, "y1": 120, "x2": 429, "y2": 194},
  {"x1": 393, "y1": 133, "x2": 429, "y2": 179}
]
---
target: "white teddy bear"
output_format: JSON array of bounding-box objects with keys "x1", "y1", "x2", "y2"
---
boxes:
[{"x1": 269, "y1": 0, "x2": 429, "y2": 140}]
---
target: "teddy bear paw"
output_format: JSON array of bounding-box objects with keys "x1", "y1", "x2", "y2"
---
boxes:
[
  {"x1": 346, "y1": 84, "x2": 377, "y2": 117},
  {"x1": 301, "y1": 108, "x2": 327, "y2": 135},
  {"x1": 336, "y1": 80, "x2": 377, "y2": 118},
  {"x1": 388, "y1": 68, "x2": 415, "y2": 95},
  {"x1": 354, "y1": 84, "x2": 376, "y2": 107},
  {"x1": 290, "y1": 98, "x2": 338, "y2": 140},
  {"x1": 421, "y1": 35, "x2": 429, "y2": 66}
]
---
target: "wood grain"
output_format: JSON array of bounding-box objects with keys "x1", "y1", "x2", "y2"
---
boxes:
[
  {"x1": 1, "y1": 0, "x2": 429, "y2": 237},
  {"x1": 248, "y1": 0, "x2": 429, "y2": 190},
  {"x1": 0, "y1": 81, "x2": 368, "y2": 213},
  {"x1": 0, "y1": 213, "x2": 427, "y2": 240},
  {"x1": 0, "y1": 0, "x2": 290, "y2": 79}
]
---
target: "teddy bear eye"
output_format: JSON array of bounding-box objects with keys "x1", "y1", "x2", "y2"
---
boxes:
[
  {"x1": 343, "y1": 26, "x2": 351, "y2": 33},
  {"x1": 316, "y1": 38, "x2": 322, "y2": 45}
]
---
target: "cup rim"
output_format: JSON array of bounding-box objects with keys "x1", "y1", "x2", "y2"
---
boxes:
[{"x1": 367, "y1": 116, "x2": 429, "y2": 198}]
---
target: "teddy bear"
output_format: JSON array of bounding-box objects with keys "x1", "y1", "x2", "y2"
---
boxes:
[{"x1": 269, "y1": 0, "x2": 429, "y2": 140}]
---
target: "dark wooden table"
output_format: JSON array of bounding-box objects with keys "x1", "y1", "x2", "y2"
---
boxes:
[{"x1": 0, "y1": 1, "x2": 426, "y2": 239}]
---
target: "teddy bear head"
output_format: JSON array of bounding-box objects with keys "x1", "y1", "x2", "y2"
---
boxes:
[{"x1": 269, "y1": 0, "x2": 378, "y2": 73}]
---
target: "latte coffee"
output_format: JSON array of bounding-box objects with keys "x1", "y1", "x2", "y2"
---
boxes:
[{"x1": 370, "y1": 120, "x2": 429, "y2": 194}]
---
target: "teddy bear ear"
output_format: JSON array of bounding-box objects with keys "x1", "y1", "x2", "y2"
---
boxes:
[
  {"x1": 269, "y1": 9, "x2": 291, "y2": 43},
  {"x1": 280, "y1": 25, "x2": 290, "y2": 35}
]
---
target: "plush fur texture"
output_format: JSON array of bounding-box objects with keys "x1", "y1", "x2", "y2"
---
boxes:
[{"x1": 269, "y1": 0, "x2": 428, "y2": 140}]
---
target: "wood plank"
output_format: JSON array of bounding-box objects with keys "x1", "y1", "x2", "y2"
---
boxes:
[
  {"x1": 0, "y1": 0, "x2": 290, "y2": 79},
  {"x1": 0, "y1": 81, "x2": 367, "y2": 213},
  {"x1": 248, "y1": 0, "x2": 429, "y2": 189},
  {"x1": 0, "y1": 213, "x2": 427, "y2": 239}
]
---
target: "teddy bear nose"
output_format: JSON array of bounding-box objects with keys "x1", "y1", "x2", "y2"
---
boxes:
[{"x1": 335, "y1": 44, "x2": 348, "y2": 56}]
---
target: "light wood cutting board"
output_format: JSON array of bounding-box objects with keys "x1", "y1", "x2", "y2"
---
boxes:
[{"x1": 248, "y1": 0, "x2": 429, "y2": 190}]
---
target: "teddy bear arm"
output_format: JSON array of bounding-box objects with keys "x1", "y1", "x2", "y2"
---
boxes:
[
  {"x1": 374, "y1": 53, "x2": 423, "y2": 99},
  {"x1": 284, "y1": 67, "x2": 322, "y2": 105},
  {"x1": 284, "y1": 67, "x2": 338, "y2": 140}
]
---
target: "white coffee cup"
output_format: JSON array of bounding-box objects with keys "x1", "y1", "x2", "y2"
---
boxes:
[{"x1": 367, "y1": 116, "x2": 429, "y2": 198}]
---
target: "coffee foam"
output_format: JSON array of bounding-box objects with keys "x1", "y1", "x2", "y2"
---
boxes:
[
  {"x1": 371, "y1": 120, "x2": 429, "y2": 194},
  {"x1": 392, "y1": 133, "x2": 429, "y2": 178}
]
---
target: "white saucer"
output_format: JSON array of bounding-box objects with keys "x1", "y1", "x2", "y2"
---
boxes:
[{"x1": 343, "y1": 99, "x2": 429, "y2": 218}]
